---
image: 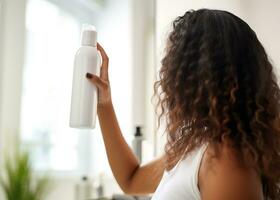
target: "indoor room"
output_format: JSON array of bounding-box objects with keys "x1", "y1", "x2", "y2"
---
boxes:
[{"x1": 0, "y1": 0, "x2": 280, "y2": 200}]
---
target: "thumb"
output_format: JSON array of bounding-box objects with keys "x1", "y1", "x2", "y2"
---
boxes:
[{"x1": 86, "y1": 73, "x2": 106, "y2": 89}]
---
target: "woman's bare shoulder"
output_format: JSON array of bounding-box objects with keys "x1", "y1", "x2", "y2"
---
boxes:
[{"x1": 198, "y1": 142, "x2": 264, "y2": 200}]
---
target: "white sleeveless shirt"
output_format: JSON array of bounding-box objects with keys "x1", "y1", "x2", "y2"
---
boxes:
[{"x1": 151, "y1": 144, "x2": 208, "y2": 200}]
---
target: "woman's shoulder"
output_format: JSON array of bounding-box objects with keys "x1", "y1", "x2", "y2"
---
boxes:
[{"x1": 198, "y1": 142, "x2": 264, "y2": 200}]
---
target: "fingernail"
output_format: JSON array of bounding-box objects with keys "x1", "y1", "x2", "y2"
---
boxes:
[{"x1": 86, "y1": 73, "x2": 93, "y2": 78}]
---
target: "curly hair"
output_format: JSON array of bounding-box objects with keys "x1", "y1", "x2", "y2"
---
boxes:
[{"x1": 153, "y1": 9, "x2": 280, "y2": 199}]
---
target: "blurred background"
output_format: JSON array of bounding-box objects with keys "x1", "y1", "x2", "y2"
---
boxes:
[{"x1": 0, "y1": 0, "x2": 279, "y2": 199}]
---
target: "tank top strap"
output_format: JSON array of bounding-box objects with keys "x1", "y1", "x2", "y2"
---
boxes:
[{"x1": 191, "y1": 143, "x2": 208, "y2": 199}]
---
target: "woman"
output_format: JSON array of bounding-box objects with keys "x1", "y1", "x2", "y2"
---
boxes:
[{"x1": 86, "y1": 9, "x2": 280, "y2": 200}]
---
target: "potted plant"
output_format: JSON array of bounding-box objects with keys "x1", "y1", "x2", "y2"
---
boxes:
[{"x1": 0, "y1": 150, "x2": 51, "y2": 200}]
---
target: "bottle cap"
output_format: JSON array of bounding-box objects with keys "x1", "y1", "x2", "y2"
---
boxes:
[
  {"x1": 81, "y1": 24, "x2": 97, "y2": 47},
  {"x1": 135, "y1": 126, "x2": 142, "y2": 137}
]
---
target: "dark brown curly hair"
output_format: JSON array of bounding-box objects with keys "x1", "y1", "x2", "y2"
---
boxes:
[{"x1": 153, "y1": 9, "x2": 280, "y2": 199}]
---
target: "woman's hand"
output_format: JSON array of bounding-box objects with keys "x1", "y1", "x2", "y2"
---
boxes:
[{"x1": 86, "y1": 43, "x2": 112, "y2": 106}]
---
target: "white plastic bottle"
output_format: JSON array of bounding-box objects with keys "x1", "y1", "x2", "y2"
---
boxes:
[
  {"x1": 70, "y1": 24, "x2": 100, "y2": 129},
  {"x1": 75, "y1": 176, "x2": 92, "y2": 200}
]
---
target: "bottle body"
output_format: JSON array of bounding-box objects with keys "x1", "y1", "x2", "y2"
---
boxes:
[
  {"x1": 132, "y1": 126, "x2": 143, "y2": 163},
  {"x1": 70, "y1": 46, "x2": 100, "y2": 129},
  {"x1": 132, "y1": 137, "x2": 143, "y2": 163},
  {"x1": 75, "y1": 176, "x2": 92, "y2": 200}
]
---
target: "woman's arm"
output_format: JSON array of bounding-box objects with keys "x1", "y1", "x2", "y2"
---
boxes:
[
  {"x1": 98, "y1": 103, "x2": 165, "y2": 195},
  {"x1": 87, "y1": 43, "x2": 165, "y2": 195}
]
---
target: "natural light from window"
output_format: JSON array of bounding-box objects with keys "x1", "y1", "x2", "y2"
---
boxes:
[{"x1": 21, "y1": 0, "x2": 133, "y2": 177}]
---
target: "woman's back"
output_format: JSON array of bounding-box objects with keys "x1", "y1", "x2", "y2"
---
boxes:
[{"x1": 151, "y1": 141, "x2": 264, "y2": 200}]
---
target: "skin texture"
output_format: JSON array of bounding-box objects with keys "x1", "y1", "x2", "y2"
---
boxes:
[
  {"x1": 199, "y1": 143, "x2": 264, "y2": 200},
  {"x1": 87, "y1": 43, "x2": 264, "y2": 199}
]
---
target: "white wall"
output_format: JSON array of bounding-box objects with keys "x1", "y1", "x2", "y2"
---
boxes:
[
  {"x1": 0, "y1": 0, "x2": 3, "y2": 150},
  {"x1": 155, "y1": 0, "x2": 280, "y2": 152},
  {"x1": 156, "y1": 0, "x2": 245, "y2": 60},
  {"x1": 242, "y1": 0, "x2": 280, "y2": 77},
  {"x1": 130, "y1": 0, "x2": 157, "y2": 157},
  {"x1": 0, "y1": 0, "x2": 26, "y2": 199},
  {"x1": 0, "y1": 0, "x2": 26, "y2": 162}
]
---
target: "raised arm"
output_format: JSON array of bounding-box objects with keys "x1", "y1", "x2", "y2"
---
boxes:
[
  {"x1": 97, "y1": 103, "x2": 165, "y2": 194},
  {"x1": 86, "y1": 43, "x2": 165, "y2": 195}
]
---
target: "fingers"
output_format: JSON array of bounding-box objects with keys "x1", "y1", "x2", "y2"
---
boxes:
[
  {"x1": 97, "y1": 43, "x2": 109, "y2": 65},
  {"x1": 97, "y1": 43, "x2": 109, "y2": 80},
  {"x1": 86, "y1": 73, "x2": 107, "y2": 89}
]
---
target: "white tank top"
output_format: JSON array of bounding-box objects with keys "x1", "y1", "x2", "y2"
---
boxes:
[{"x1": 151, "y1": 144, "x2": 208, "y2": 200}]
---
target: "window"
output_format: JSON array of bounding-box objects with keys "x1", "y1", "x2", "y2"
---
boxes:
[{"x1": 21, "y1": 0, "x2": 133, "y2": 176}]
